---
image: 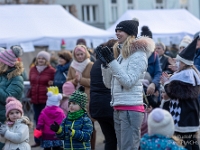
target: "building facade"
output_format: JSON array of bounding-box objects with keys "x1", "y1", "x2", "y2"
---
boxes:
[
  {"x1": 54, "y1": 0, "x2": 200, "y2": 29},
  {"x1": 0, "y1": 0, "x2": 199, "y2": 29}
]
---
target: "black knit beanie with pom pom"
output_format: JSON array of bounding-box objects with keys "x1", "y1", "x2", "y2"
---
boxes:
[{"x1": 141, "y1": 26, "x2": 153, "y2": 39}]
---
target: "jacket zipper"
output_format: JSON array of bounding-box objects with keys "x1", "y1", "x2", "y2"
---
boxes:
[
  {"x1": 112, "y1": 55, "x2": 123, "y2": 105},
  {"x1": 70, "y1": 121, "x2": 75, "y2": 150}
]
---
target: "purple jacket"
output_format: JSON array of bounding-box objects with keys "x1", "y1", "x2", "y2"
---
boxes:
[{"x1": 37, "y1": 106, "x2": 66, "y2": 140}]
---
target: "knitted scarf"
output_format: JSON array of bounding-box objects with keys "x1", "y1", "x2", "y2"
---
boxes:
[
  {"x1": 68, "y1": 109, "x2": 85, "y2": 120},
  {"x1": 70, "y1": 58, "x2": 90, "y2": 73},
  {"x1": 36, "y1": 65, "x2": 47, "y2": 73}
]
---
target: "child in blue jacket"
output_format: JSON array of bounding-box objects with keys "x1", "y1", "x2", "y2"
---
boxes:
[
  {"x1": 50, "y1": 86, "x2": 93, "y2": 150},
  {"x1": 140, "y1": 108, "x2": 186, "y2": 150}
]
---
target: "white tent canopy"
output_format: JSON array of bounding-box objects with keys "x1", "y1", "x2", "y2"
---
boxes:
[
  {"x1": 107, "y1": 9, "x2": 200, "y2": 45},
  {"x1": 0, "y1": 5, "x2": 114, "y2": 51}
]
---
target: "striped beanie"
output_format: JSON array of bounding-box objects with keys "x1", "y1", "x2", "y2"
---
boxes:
[{"x1": 0, "y1": 45, "x2": 23, "y2": 67}]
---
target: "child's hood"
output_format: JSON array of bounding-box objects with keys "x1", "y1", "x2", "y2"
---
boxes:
[
  {"x1": 43, "y1": 106, "x2": 65, "y2": 119},
  {"x1": 140, "y1": 134, "x2": 185, "y2": 150}
]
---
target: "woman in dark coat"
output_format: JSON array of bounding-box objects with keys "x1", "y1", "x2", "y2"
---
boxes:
[
  {"x1": 53, "y1": 50, "x2": 72, "y2": 93},
  {"x1": 90, "y1": 39, "x2": 118, "y2": 150}
]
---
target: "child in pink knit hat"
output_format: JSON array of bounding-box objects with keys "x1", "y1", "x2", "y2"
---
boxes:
[
  {"x1": 60, "y1": 81, "x2": 76, "y2": 115},
  {"x1": 0, "y1": 97, "x2": 32, "y2": 150}
]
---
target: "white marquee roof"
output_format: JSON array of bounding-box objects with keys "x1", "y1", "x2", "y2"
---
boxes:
[
  {"x1": 0, "y1": 5, "x2": 113, "y2": 51},
  {"x1": 107, "y1": 9, "x2": 200, "y2": 45}
]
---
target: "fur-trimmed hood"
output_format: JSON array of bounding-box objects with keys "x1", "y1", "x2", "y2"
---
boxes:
[
  {"x1": 114, "y1": 36, "x2": 155, "y2": 59},
  {"x1": 165, "y1": 80, "x2": 200, "y2": 100},
  {"x1": 5, "y1": 62, "x2": 24, "y2": 80}
]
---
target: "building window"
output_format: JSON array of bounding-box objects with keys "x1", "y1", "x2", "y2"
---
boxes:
[
  {"x1": 179, "y1": 0, "x2": 188, "y2": 9},
  {"x1": 111, "y1": 0, "x2": 117, "y2": 3},
  {"x1": 156, "y1": 0, "x2": 163, "y2": 3},
  {"x1": 111, "y1": 1, "x2": 118, "y2": 22},
  {"x1": 63, "y1": 5, "x2": 78, "y2": 18},
  {"x1": 155, "y1": 0, "x2": 165, "y2": 9},
  {"x1": 127, "y1": 0, "x2": 134, "y2": 9},
  {"x1": 128, "y1": 0, "x2": 133, "y2": 3},
  {"x1": 82, "y1": 5, "x2": 97, "y2": 23},
  {"x1": 63, "y1": 5, "x2": 70, "y2": 11}
]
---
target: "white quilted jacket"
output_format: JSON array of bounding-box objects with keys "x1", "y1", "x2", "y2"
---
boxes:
[
  {"x1": 0, "y1": 119, "x2": 30, "y2": 150},
  {"x1": 102, "y1": 37, "x2": 155, "y2": 107}
]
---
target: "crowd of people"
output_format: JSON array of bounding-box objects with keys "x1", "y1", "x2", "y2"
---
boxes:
[{"x1": 0, "y1": 18, "x2": 199, "y2": 150}]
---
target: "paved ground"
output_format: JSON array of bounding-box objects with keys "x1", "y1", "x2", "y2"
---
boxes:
[{"x1": 30, "y1": 121, "x2": 105, "y2": 150}]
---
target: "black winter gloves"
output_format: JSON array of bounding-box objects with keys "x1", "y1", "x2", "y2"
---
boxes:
[
  {"x1": 101, "y1": 46, "x2": 115, "y2": 64},
  {"x1": 95, "y1": 46, "x2": 107, "y2": 66},
  {"x1": 95, "y1": 46, "x2": 115, "y2": 65},
  {"x1": 50, "y1": 121, "x2": 60, "y2": 132}
]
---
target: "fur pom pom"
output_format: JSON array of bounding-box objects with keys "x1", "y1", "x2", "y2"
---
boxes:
[
  {"x1": 10, "y1": 45, "x2": 23, "y2": 58},
  {"x1": 47, "y1": 91, "x2": 53, "y2": 97},
  {"x1": 141, "y1": 26, "x2": 150, "y2": 32},
  {"x1": 57, "y1": 93, "x2": 63, "y2": 101}
]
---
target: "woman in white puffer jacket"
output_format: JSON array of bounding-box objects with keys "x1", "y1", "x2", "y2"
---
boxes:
[{"x1": 96, "y1": 19, "x2": 155, "y2": 150}]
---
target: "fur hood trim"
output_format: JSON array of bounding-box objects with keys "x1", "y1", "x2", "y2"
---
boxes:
[
  {"x1": 165, "y1": 81, "x2": 200, "y2": 100},
  {"x1": 21, "y1": 116, "x2": 33, "y2": 128},
  {"x1": 6, "y1": 62, "x2": 24, "y2": 80},
  {"x1": 128, "y1": 36, "x2": 155, "y2": 58}
]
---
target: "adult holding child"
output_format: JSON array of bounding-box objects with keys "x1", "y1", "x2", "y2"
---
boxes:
[{"x1": 96, "y1": 19, "x2": 155, "y2": 150}]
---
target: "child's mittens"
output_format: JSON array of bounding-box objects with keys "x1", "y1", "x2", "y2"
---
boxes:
[
  {"x1": 34, "y1": 129, "x2": 42, "y2": 138},
  {"x1": 0, "y1": 125, "x2": 7, "y2": 136},
  {"x1": 50, "y1": 121, "x2": 60, "y2": 132}
]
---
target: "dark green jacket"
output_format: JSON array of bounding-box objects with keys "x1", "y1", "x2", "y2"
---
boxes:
[{"x1": 0, "y1": 68, "x2": 24, "y2": 122}]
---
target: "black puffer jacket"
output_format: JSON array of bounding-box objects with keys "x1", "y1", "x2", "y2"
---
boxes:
[{"x1": 89, "y1": 59, "x2": 114, "y2": 119}]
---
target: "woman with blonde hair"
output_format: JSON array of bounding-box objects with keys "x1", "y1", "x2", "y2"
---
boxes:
[
  {"x1": 0, "y1": 46, "x2": 24, "y2": 149},
  {"x1": 67, "y1": 45, "x2": 93, "y2": 103},
  {"x1": 67, "y1": 44, "x2": 95, "y2": 149},
  {"x1": 96, "y1": 19, "x2": 155, "y2": 150}
]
